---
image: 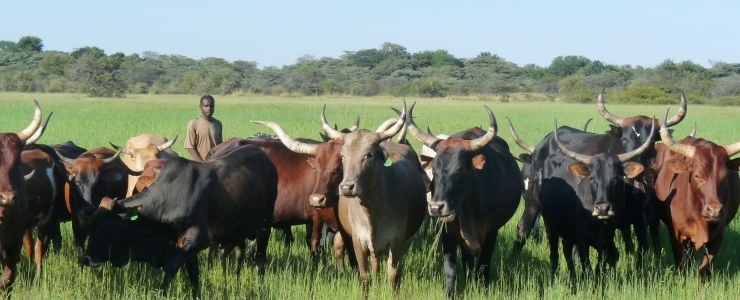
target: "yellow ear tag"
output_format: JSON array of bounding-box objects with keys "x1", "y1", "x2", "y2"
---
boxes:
[{"x1": 384, "y1": 157, "x2": 393, "y2": 167}]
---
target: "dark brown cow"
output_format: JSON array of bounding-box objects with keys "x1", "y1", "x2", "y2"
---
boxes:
[
  {"x1": 55, "y1": 147, "x2": 139, "y2": 264},
  {"x1": 20, "y1": 148, "x2": 56, "y2": 279},
  {"x1": 207, "y1": 136, "x2": 343, "y2": 264},
  {"x1": 320, "y1": 102, "x2": 427, "y2": 298},
  {"x1": 652, "y1": 108, "x2": 740, "y2": 280},
  {"x1": 0, "y1": 100, "x2": 42, "y2": 291},
  {"x1": 251, "y1": 121, "x2": 352, "y2": 270}
]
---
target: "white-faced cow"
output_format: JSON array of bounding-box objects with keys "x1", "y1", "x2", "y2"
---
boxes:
[{"x1": 110, "y1": 133, "x2": 179, "y2": 197}]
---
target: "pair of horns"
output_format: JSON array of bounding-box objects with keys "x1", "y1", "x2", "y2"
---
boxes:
[{"x1": 406, "y1": 102, "x2": 497, "y2": 152}]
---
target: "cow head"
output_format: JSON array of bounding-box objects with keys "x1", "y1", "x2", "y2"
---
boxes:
[
  {"x1": 597, "y1": 89, "x2": 686, "y2": 162},
  {"x1": 251, "y1": 120, "x2": 345, "y2": 207},
  {"x1": 320, "y1": 102, "x2": 407, "y2": 199},
  {"x1": 55, "y1": 148, "x2": 135, "y2": 214},
  {"x1": 658, "y1": 108, "x2": 740, "y2": 222},
  {"x1": 0, "y1": 100, "x2": 42, "y2": 220},
  {"x1": 553, "y1": 119, "x2": 655, "y2": 219},
  {"x1": 406, "y1": 103, "x2": 497, "y2": 222},
  {"x1": 110, "y1": 134, "x2": 177, "y2": 172},
  {"x1": 84, "y1": 197, "x2": 145, "y2": 268}
]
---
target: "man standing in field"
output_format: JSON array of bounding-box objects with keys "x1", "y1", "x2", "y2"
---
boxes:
[{"x1": 184, "y1": 95, "x2": 223, "y2": 161}]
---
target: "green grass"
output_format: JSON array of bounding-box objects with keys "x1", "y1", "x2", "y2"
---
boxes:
[{"x1": 0, "y1": 92, "x2": 739, "y2": 299}]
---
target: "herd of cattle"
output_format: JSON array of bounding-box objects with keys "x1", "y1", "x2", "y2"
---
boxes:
[{"x1": 0, "y1": 95, "x2": 738, "y2": 299}]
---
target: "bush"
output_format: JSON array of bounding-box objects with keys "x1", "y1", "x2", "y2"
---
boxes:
[
  {"x1": 712, "y1": 95, "x2": 740, "y2": 106},
  {"x1": 558, "y1": 74, "x2": 595, "y2": 103},
  {"x1": 611, "y1": 85, "x2": 675, "y2": 104}
]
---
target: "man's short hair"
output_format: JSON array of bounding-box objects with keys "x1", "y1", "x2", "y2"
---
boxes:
[{"x1": 200, "y1": 95, "x2": 215, "y2": 104}]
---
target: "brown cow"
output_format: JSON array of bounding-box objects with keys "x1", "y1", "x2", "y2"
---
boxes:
[
  {"x1": 0, "y1": 100, "x2": 42, "y2": 291},
  {"x1": 320, "y1": 102, "x2": 427, "y2": 298},
  {"x1": 652, "y1": 108, "x2": 740, "y2": 281},
  {"x1": 55, "y1": 147, "x2": 140, "y2": 264},
  {"x1": 110, "y1": 133, "x2": 179, "y2": 197}
]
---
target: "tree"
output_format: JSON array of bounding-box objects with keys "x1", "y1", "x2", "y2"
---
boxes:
[
  {"x1": 0, "y1": 41, "x2": 17, "y2": 52},
  {"x1": 17, "y1": 36, "x2": 43, "y2": 53},
  {"x1": 548, "y1": 55, "x2": 592, "y2": 78}
]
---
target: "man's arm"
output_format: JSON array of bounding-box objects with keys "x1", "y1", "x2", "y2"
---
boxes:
[{"x1": 187, "y1": 148, "x2": 203, "y2": 162}]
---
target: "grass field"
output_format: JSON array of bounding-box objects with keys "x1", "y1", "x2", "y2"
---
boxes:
[{"x1": 0, "y1": 92, "x2": 738, "y2": 299}]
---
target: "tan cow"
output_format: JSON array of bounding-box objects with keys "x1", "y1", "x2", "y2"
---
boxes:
[
  {"x1": 321, "y1": 102, "x2": 427, "y2": 298},
  {"x1": 110, "y1": 134, "x2": 179, "y2": 196}
]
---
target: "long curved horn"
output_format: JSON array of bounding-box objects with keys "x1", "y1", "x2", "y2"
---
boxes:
[
  {"x1": 156, "y1": 134, "x2": 178, "y2": 152},
  {"x1": 664, "y1": 92, "x2": 687, "y2": 127},
  {"x1": 554, "y1": 119, "x2": 592, "y2": 164},
  {"x1": 659, "y1": 107, "x2": 696, "y2": 159},
  {"x1": 102, "y1": 149, "x2": 123, "y2": 164},
  {"x1": 321, "y1": 105, "x2": 345, "y2": 141},
  {"x1": 406, "y1": 102, "x2": 440, "y2": 148},
  {"x1": 596, "y1": 89, "x2": 624, "y2": 127},
  {"x1": 17, "y1": 100, "x2": 43, "y2": 142},
  {"x1": 725, "y1": 142, "x2": 740, "y2": 158},
  {"x1": 24, "y1": 169, "x2": 35, "y2": 180},
  {"x1": 689, "y1": 122, "x2": 696, "y2": 138},
  {"x1": 506, "y1": 117, "x2": 534, "y2": 153},
  {"x1": 617, "y1": 116, "x2": 655, "y2": 162},
  {"x1": 54, "y1": 149, "x2": 76, "y2": 165},
  {"x1": 25, "y1": 111, "x2": 53, "y2": 145},
  {"x1": 108, "y1": 142, "x2": 132, "y2": 155},
  {"x1": 582, "y1": 118, "x2": 593, "y2": 132},
  {"x1": 396, "y1": 122, "x2": 408, "y2": 144},
  {"x1": 252, "y1": 120, "x2": 318, "y2": 155},
  {"x1": 469, "y1": 106, "x2": 498, "y2": 152},
  {"x1": 375, "y1": 118, "x2": 400, "y2": 132},
  {"x1": 377, "y1": 100, "x2": 406, "y2": 141},
  {"x1": 349, "y1": 116, "x2": 360, "y2": 132}
]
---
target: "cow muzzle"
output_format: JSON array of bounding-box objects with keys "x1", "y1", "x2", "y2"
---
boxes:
[
  {"x1": 309, "y1": 194, "x2": 327, "y2": 207},
  {"x1": 0, "y1": 191, "x2": 16, "y2": 206},
  {"x1": 702, "y1": 204, "x2": 723, "y2": 222},
  {"x1": 592, "y1": 203, "x2": 614, "y2": 220},
  {"x1": 339, "y1": 181, "x2": 358, "y2": 197},
  {"x1": 428, "y1": 201, "x2": 455, "y2": 222}
]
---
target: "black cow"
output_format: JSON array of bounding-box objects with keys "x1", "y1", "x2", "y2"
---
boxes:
[
  {"x1": 406, "y1": 104, "x2": 522, "y2": 299},
  {"x1": 539, "y1": 120, "x2": 653, "y2": 278},
  {"x1": 83, "y1": 145, "x2": 278, "y2": 298}
]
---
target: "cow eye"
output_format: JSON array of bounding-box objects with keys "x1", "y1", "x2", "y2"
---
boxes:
[
  {"x1": 364, "y1": 153, "x2": 372, "y2": 160},
  {"x1": 589, "y1": 177, "x2": 596, "y2": 184}
]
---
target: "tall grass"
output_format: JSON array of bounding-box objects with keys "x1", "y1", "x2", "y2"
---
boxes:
[{"x1": 0, "y1": 93, "x2": 738, "y2": 299}]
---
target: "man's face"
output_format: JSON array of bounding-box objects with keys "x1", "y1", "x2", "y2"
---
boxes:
[{"x1": 200, "y1": 99, "x2": 215, "y2": 119}]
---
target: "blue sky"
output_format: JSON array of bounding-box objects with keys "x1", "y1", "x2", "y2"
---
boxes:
[{"x1": 3, "y1": 0, "x2": 738, "y2": 68}]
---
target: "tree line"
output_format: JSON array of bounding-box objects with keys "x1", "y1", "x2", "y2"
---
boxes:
[{"x1": 2, "y1": 36, "x2": 740, "y2": 105}]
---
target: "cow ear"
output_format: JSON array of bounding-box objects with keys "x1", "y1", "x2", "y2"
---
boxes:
[
  {"x1": 61, "y1": 162, "x2": 75, "y2": 175},
  {"x1": 471, "y1": 154, "x2": 486, "y2": 170},
  {"x1": 622, "y1": 162, "x2": 645, "y2": 179},
  {"x1": 420, "y1": 154, "x2": 434, "y2": 163},
  {"x1": 728, "y1": 157, "x2": 740, "y2": 171},
  {"x1": 153, "y1": 166, "x2": 162, "y2": 174},
  {"x1": 567, "y1": 163, "x2": 589, "y2": 178},
  {"x1": 518, "y1": 154, "x2": 532, "y2": 164},
  {"x1": 665, "y1": 158, "x2": 691, "y2": 174}
]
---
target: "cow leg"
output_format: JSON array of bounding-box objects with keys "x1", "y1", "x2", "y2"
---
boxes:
[
  {"x1": 233, "y1": 240, "x2": 248, "y2": 276},
  {"x1": 561, "y1": 239, "x2": 577, "y2": 280},
  {"x1": 513, "y1": 192, "x2": 541, "y2": 255},
  {"x1": 284, "y1": 227, "x2": 294, "y2": 247},
  {"x1": 71, "y1": 215, "x2": 87, "y2": 266},
  {"x1": 441, "y1": 230, "x2": 458, "y2": 300},
  {"x1": 255, "y1": 219, "x2": 272, "y2": 279},
  {"x1": 23, "y1": 229, "x2": 34, "y2": 262},
  {"x1": 34, "y1": 223, "x2": 50, "y2": 279},
  {"x1": 334, "y1": 232, "x2": 346, "y2": 273},
  {"x1": 309, "y1": 220, "x2": 323, "y2": 259},
  {"x1": 352, "y1": 238, "x2": 370, "y2": 299},
  {"x1": 370, "y1": 253, "x2": 380, "y2": 279},
  {"x1": 476, "y1": 231, "x2": 498, "y2": 286},
  {"x1": 184, "y1": 256, "x2": 201, "y2": 299},
  {"x1": 648, "y1": 216, "x2": 662, "y2": 257},
  {"x1": 47, "y1": 220, "x2": 62, "y2": 254},
  {"x1": 620, "y1": 225, "x2": 635, "y2": 254},
  {"x1": 547, "y1": 228, "x2": 559, "y2": 278},
  {"x1": 387, "y1": 243, "x2": 406, "y2": 293},
  {"x1": 575, "y1": 233, "x2": 591, "y2": 279},
  {"x1": 0, "y1": 240, "x2": 22, "y2": 292},
  {"x1": 668, "y1": 233, "x2": 687, "y2": 273},
  {"x1": 634, "y1": 213, "x2": 650, "y2": 262}
]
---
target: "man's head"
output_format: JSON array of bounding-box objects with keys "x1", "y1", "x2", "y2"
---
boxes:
[{"x1": 200, "y1": 95, "x2": 215, "y2": 120}]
